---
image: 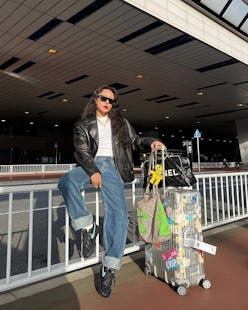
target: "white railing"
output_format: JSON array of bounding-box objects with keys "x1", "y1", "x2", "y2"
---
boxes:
[
  {"x1": 192, "y1": 162, "x2": 238, "y2": 168},
  {"x1": 0, "y1": 180, "x2": 143, "y2": 292},
  {"x1": 0, "y1": 162, "x2": 242, "y2": 174},
  {"x1": 0, "y1": 164, "x2": 76, "y2": 174},
  {"x1": 193, "y1": 172, "x2": 248, "y2": 229},
  {"x1": 192, "y1": 161, "x2": 239, "y2": 169},
  {"x1": 0, "y1": 171, "x2": 247, "y2": 292},
  {"x1": 0, "y1": 164, "x2": 143, "y2": 175}
]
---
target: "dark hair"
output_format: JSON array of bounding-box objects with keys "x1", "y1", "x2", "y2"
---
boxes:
[{"x1": 81, "y1": 85, "x2": 131, "y2": 146}]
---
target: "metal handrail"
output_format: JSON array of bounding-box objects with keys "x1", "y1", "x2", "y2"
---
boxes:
[
  {"x1": 0, "y1": 171, "x2": 247, "y2": 292},
  {"x1": 0, "y1": 162, "x2": 242, "y2": 174},
  {"x1": 0, "y1": 164, "x2": 76, "y2": 174}
]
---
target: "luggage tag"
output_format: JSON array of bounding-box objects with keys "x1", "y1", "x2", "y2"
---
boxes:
[
  {"x1": 183, "y1": 229, "x2": 217, "y2": 255},
  {"x1": 183, "y1": 238, "x2": 217, "y2": 255}
]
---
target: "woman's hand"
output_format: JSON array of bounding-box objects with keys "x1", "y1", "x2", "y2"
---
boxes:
[
  {"x1": 91, "y1": 172, "x2": 102, "y2": 189},
  {"x1": 150, "y1": 141, "x2": 167, "y2": 153}
]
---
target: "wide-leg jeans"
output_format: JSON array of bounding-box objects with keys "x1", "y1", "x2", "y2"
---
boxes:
[{"x1": 58, "y1": 156, "x2": 129, "y2": 270}]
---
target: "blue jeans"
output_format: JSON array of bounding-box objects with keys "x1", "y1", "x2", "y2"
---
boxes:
[{"x1": 58, "y1": 156, "x2": 128, "y2": 270}]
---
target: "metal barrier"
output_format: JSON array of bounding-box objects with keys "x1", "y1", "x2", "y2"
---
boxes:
[
  {"x1": 0, "y1": 162, "x2": 242, "y2": 174},
  {"x1": 0, "y1": 171, "x2": 248, "y2": 292},
  {"x1": 0, "y1": 164, "x2": 76, "y2": 174},
  {"x1": 0, "y1": 164, "x2": 141, "y2": 176},
  {"x1": 192, "y1": 162, "x2": 237, "y2": 168},
  {"x1": 0, "y1": 180, "x2": 143, "y2": 292},
  {"x1": 194, "y1": 172, "x2": 248, "y2": 229}
]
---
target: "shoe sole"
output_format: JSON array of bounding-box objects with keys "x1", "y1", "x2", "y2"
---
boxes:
[
  {"x1": 98, "y1": 279, "x2": 112, "y2": 298},
  {"x1": 82, "y1": 240, "x2": 96, "y2": 258}
]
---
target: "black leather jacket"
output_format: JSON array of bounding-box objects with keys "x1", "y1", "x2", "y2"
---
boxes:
[{"x1": 74, "y1": 118, "x2": 156, "y2": 183}]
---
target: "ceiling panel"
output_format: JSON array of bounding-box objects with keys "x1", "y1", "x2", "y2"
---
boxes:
[
  {"x1": 0, "y1": 1, "x2": 20, "y2": 24},
  {"x1": 0, "y1": 0, "x2": 247, "y2": 140}
]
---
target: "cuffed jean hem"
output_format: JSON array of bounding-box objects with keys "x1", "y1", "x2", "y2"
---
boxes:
[
  {"x1": 71, "y1": 214, "x2": 93, "y2": 231},
  {"x1": 102, "y1": 256, "x2": 122, "y2": 271}
]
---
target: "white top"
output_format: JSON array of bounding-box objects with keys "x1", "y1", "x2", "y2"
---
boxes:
[{"x1": 95, "y1": 116, "x2": 113, "y2": 157}]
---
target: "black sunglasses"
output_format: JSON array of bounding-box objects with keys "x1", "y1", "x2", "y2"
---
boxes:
[{"x1": 97, "y1": 95, "x2": 116, "y2": 105}]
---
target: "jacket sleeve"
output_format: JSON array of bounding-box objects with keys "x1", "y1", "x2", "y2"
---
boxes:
[
  {"x1": 125, "y1": 119, "x2": 157, "y2": 152},
  {"x1": 73, "y1": 121, "x2": 100, "y2": 177}
]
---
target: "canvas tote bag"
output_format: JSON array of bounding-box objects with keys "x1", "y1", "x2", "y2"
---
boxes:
[{"x1": 137, "y1": 150, "x2": 171, "y2": 244}]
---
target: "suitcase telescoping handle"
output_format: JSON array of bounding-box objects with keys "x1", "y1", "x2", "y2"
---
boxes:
[{"x1": 156, "y1": 146, "x2": 167, "y2": 198}]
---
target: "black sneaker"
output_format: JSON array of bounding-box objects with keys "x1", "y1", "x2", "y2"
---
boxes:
[
  {"x1": 98, "y1": 265, "x2": 115, "y2": 298},
  {"x1": 81, "y1": 222, "x2": 99, "y2": 258}
]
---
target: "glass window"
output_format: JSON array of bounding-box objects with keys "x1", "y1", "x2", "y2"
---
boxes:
[
  {"x1": 241, "y1": 19, "x2": 248, "y2": 34},
  {"x1": 222, "y1": 0, "x2": 248, "y2": 26},
  {"x1": 201, "y1": 0, "x2": 229, "y2": 14}
]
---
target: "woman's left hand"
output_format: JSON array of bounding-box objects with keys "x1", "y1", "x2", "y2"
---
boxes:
[{"x1": 151, "y1": 141, "x2": 167, "y2": 153}]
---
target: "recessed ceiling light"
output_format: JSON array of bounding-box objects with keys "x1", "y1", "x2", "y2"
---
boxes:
[
  {"x1": 136, "y1": 74, "x2": 144, "y2": 78},
  {"x1": 196, "y1": 92, "x2": 203, "y2": 96},
  {"x1": 25, "y1": 111, "x2": 30, "y2": 115},
  {"x1": 196, "y1": 121, "x2": 200, "y2": 124},
  {"x1": 139, "y1": 132, "x2": 143, "y2": 135},
  {"x1": 29, "y1": 121, "x2": 34, "y2": 125},
  {"x1": 48, "y1": 49, "x2": 57, "y2": 55},
  {"x1": 237, "y1": 103, "x2": 243, "y2": 107},
  {"x1": 154, "y1": 126, "x2": 158, "y2": 130},
  {"x1": 61, "y1": 98, "x2": 69, "y2": 103},
  {"x1": 54, "y1": 124, "x2": 59, "y2": 127},
  {"x1": 122, "y1": 108, "x2": 127, "y2": 112},
  {"x1": 164, "y1": 116, "x2": 170, "y2": 119},
  {"x1": 1, "y1": 119, "x2": 6, "y2": 122},
  {"x1": 171, "y1": 134, "x2": 175, "y2": 138}
]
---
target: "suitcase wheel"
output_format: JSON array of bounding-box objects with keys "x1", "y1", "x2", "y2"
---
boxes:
[
  {"x1": 200, "y1": 278, "x2": 211, "y2": 289},
  {"x1": 144, "y1": 266, "x2": 151, "y2": 276},
  {"x1": 176, "y1": 284, "x2": 188, "y2": 296}
]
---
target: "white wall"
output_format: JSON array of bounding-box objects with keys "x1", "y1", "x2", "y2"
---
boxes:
[{"x1": 123, "y1": 0, "x2": 248, "y2": 65}]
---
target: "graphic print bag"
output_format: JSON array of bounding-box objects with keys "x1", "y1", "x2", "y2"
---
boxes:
[
  {"x1": 136, "y1": 151, "x2": 171, "y2": 244},
  {"x1": 163, "y1": 151, "x2": 197, "y2": 187}
]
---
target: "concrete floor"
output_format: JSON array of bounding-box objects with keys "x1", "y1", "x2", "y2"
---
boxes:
[{"x1": 0, "y1": 219, "x2": 247, "y2": 310}]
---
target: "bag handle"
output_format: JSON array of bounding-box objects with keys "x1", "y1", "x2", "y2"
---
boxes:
[
  {"x1": 143, "y1": 153, "x2": 155, "y2": 198},
  {"x1": 144, "y1": 147, "x2": 166, "y2": 198}
]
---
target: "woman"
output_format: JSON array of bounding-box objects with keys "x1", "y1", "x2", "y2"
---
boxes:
[{"x1": 58, "y1": 85, "x2": 165, "y2": 297}]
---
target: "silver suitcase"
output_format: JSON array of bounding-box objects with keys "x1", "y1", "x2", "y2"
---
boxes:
[{"x1": 144, "y1": 188, "x2": 216, "y2": 295}]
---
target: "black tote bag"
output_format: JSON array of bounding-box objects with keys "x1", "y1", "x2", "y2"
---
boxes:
[
  {"x1": 162, "y1": 151, "x2": 197, "y2": 187},
  {"x1": 142, "y1": 150, "x2": 196, "y2": 188}
]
